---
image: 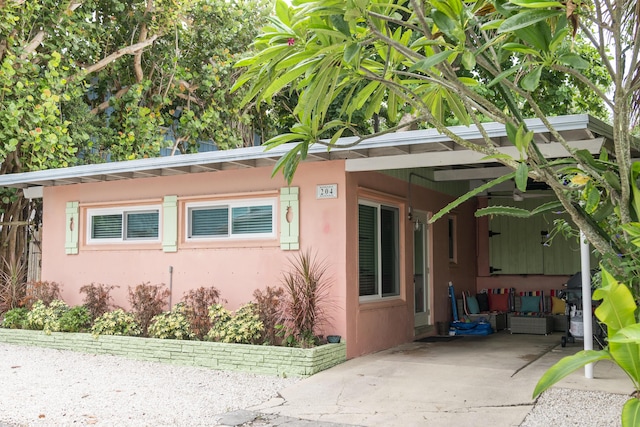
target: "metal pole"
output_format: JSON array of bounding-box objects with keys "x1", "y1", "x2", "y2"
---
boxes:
[
  {"x1": 580, "y1": 231, "x2": 593, "y2": 379},
  {"x1": 169, "y1": 265, "x2": 173, "y2": 310}
]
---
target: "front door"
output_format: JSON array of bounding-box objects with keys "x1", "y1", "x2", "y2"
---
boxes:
[{"x1": 414, "y1": 210, "x2": 431, "y2": 329}]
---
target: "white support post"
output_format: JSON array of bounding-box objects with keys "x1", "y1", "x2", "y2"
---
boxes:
[{"x1": 580, "y1": 231, "x2": 593, "y2": 379}]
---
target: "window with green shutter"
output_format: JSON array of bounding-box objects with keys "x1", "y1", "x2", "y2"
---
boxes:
[
  {"x1": 186, "y1": 199, "x2": 275, "y2": 240},
  {"x1": 88, "y1": 206, "x2": 160, "y2": 243},
  {"x1": 359, "y1": 200, "x2": 400, "y2": 300}
]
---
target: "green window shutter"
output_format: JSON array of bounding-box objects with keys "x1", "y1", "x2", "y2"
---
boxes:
[
  {"x1": 280, "y1": 187, "x2": 299, "y2": 250},
  {"x1": 162, "y1": 196, "x2": 178, "y2": 252},
  {"x1": 65, "y1": 201, "x2": 79, "y2": 255}
]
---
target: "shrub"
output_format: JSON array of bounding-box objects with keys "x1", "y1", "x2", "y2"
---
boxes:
[
  {"x1": 181, "y1": 286, "x2": 225, "y2": 340},
  {"x1": 207, "y1": 303, "x2": 264, "y2": 344},
  {"x1": 0, "y1": 257, "x2": 27, "y2": 314},
  {"x1": 21, "y1": 281, "x2": 62, "y2": 309},
  {"x1": 91, "y1": 309, "x2": 141, "y2": 337},
  {"x1": 24, "y1": 299, "x2": 70, "y2": 334},
  {"x1": 128, "y1": 283, "x2": 170, "y2": 336},
  {"x1": 278, "y1": 250, "x2": 332, "y2": 348},
  {"x1": 80, "y1": 283, "x2": 118, "y2": 320},
  {"x1": 148, "y1": 303, "x2": 195, "y2": 340},
  {"x1": 253, "y1": 286, "x2": 285, "y2": 345},
  {"x1": 59, "y1": 306, "x2": 92, "y2": 332},
  {"x1": 1, "y1": 307, "x2": 28, "y2": 329}
]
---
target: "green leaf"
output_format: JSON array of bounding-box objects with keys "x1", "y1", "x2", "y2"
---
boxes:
[
  {"x1": 509, "y1": 0, "x2": 563, "y2": 7},
  {"x1": 430, "y1": 172, "x2": 516, "y2": 223},
  {"x1": 487, "y1": 65, "x2": 520, "y2": 88},
  {"x1": 409, "y1": 50, "x2": 455, "y2": 72},
  {"x1": 593, "y1": 270, "x2": 637, "y2": 333},
  {"x1": 330, "y1": 14, "x2": 351, "y2": 38},
  {"x1": 275, "y1": 0, "x2": 292, "y2": 26},
  {"x1": 521, "y1": 66, "x2": 542, "y2": 91},
  {"x1": 515, "y1": 162, "x2": 528, "y2": 192},
  {"x1": 475, "y1": 206, "x2": 534, "y2": 218},
  {"x1": 584, "y1": 181, "x2": 601, "y2": 214},
  {"x1": 609, "y1": 324, "x2": 640, "y2": 344},
  {"x1": 498, "y1": 9, "x2": 562, "y2": 34},
  {"x1": 432, "y1": 11, "x2": 456, "y2": 39},
  {"x1": 461, "y1": 50, "x2": 476, "y2": 70},
  {"x1": 502, "y1": 43, "x2": 541, "y2": 57},
  {"x1": 506, "y1": 122, "x2": 518, "y2": 146},
  {"x1": 263, "y1": 133, "x2": 304, "y2": 150},
  {"x1": 622, "y1": 398, "x2": 640, "y2": 427},
  {"x1": 344, "y1": 43, "x2": 360, "y2": 65},
  {"x1": 532, "y1": 350, "x2": 611, "y2": 398},
  {"x1": 262, "y1": 64, "x2": 311, "y2": 100},
  {"x1": 558, "y1": 53, "x2": 590, "y2": 70},
  {"x1": 530, "y1": 201, "x2": 563, "y2": 215}
]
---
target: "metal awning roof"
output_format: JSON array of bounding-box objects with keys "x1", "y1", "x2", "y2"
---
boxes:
[{"x1": 0, "y1": 114, "x2": 612, "y2": 189}]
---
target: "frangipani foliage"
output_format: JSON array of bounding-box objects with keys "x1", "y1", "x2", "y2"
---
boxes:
[
  {"x1": 235, "y1": 0, "x2": 640, "y2": 288},
  {"x1": 533, "y1": 267, "x2": 640, "y2": 426}
]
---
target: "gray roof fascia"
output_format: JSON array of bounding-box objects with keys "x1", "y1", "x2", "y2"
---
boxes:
[{"x1": 0, "y1": 114, "x2": 603, "y2": 188}]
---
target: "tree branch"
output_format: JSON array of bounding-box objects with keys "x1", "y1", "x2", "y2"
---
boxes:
[
  {"x1": 77, "y1": 35, "x2": 159, "y2": 78},
  {"x1": 19, "y1": 1, "x2": 83, "y2": 59}
]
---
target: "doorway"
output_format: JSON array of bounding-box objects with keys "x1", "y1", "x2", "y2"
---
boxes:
[{"x1": 413, "y1": 210, "x2": 431, "y2": 331}]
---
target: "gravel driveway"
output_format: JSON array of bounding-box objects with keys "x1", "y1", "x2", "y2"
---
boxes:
[
  {"x1": 0, "y1": 344, "x2": 299, "y2": 426},
  {"x1": 0, "y1": 342, "x2": 630, "y2": 426}
]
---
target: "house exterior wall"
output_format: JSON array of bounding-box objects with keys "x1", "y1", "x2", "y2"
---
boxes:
[
  {"x1": 40, "y1": 159, "x2": 478, "y2": 359},
  {"x1": 41, "y1": 160, "x2": 348, "y2": 342},
  {"x1": 344, "y1": 171, "x2": 478, "y2": 358}
]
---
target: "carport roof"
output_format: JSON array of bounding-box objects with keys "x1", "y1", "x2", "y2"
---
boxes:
[{"x1": 0, "y1": 114, "x2": 612, "y2": 189}]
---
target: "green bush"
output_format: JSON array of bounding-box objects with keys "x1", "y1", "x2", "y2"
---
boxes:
[
  {"x1": 148, "y1": 304, "x2": 195, "y2": 340},
  {"x1": 1, "y1": 307, "x2": 28, "y2": 329},
  {"x1": 59, "y1": 306, "x2": 92, "y2": 332},
  {"x1": 207, "y1": 303, "x2": 263, "y2": 344},
  {"x1": 24, "y1": 299, "x2": 70, "y2": 334},
  {"x1": 91, "y1": 309, "x2": 141, "y2": 337}
]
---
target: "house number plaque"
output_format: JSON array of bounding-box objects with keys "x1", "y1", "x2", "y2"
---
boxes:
[{"x1": 316, "y1": 184, "x2": 338, "y2": 199}]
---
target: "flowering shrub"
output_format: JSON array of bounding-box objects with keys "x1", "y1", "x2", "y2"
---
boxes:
[
  {"x1": 207, "y1": 303, "x2": 263, "y2": 344},
  {"x1": 1, "y1": 307, "x2": 28, "y2": 329},
  {"x1": 24, "y1": 299, "x2": 70, "y2": 334},
  {"x1": 148, "y1": 304, "x2": 195, "y2": 340},
  {"x1": 91, "y1": 309, "x2": 141, "y2": 337}
]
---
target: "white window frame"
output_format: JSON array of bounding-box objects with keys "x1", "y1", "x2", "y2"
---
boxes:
[
  {"x1": 358, "y1": 199, "x2": 401, "y2": 302},
  {"x1": 86, "y1": 205, "x2": 161, "y2": 244},
  {"x1": 185, "y1": 198, "x2": 277, "y2": 241}
]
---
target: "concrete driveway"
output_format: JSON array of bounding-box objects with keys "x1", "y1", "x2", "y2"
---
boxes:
[{"x1": 247, "y1": 332, "x2": 631, "y2": 426}]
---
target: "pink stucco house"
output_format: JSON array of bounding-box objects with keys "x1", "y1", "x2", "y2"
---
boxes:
[{"x1": 0, "y1": 115, "x2": 610, "y2": 358}]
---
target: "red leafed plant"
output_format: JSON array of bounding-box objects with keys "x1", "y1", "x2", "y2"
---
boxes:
[
  {"x1": 181, "y1": 286, "x2": 225, "y2": 340},
  {"x1": 278, "y1": 250, "x2": 332, "y2": 347},
  {"x1": 128, "y1": 283, "x2": 170, "y2": 337}
]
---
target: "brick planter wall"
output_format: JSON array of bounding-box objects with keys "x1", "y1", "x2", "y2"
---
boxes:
[{"x1": 0, "y1": 329, "x2": 346, "y2": 377}]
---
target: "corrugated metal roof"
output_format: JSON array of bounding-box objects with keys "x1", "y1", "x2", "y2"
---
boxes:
[{"x1": 0, "y1": 114, "x2": 612, "y2": 189}]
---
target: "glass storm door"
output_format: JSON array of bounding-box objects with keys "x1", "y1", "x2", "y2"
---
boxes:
[{"x1": 414, "y1": 210, "x2": 430, "y2": 328}]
